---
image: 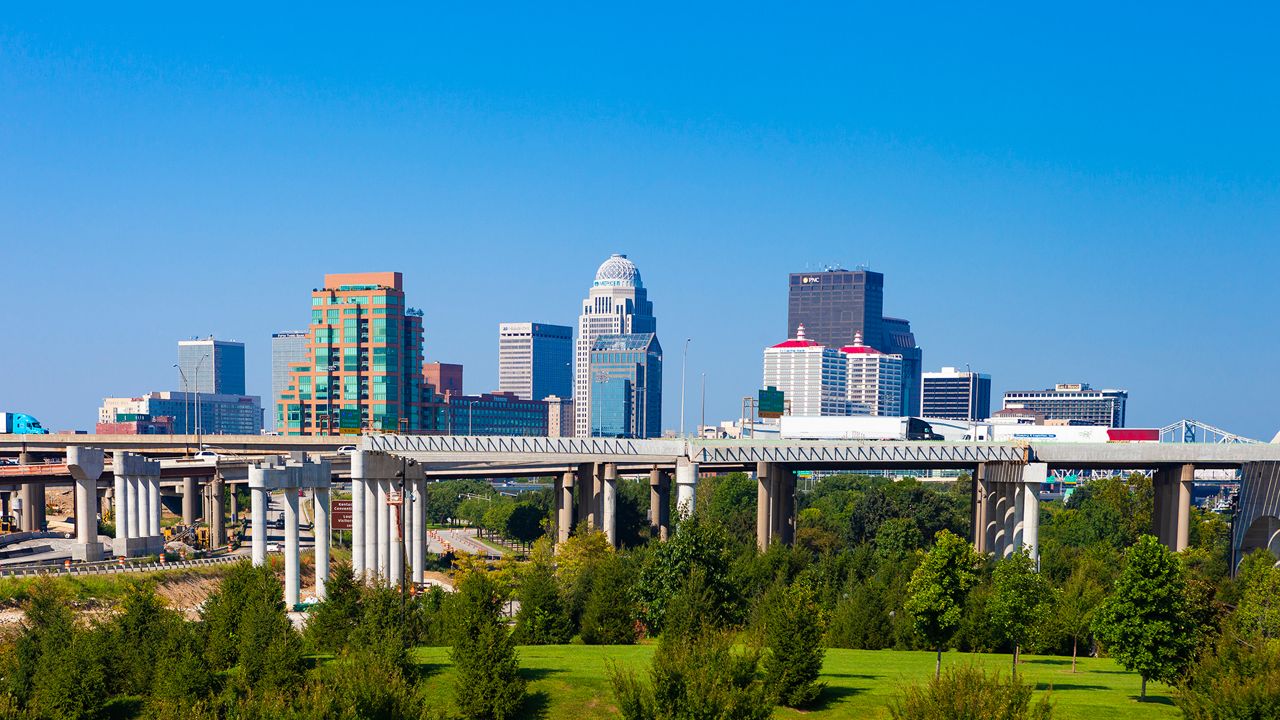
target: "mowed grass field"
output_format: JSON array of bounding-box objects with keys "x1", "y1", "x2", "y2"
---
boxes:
[{"x1": 410, "y1": 645, "x2": 1181, "y2": 719}]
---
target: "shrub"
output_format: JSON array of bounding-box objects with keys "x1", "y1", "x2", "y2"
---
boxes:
[
  {"x1": 887, "y1": 664, "x2": 1053, "y2": 720},
  {"x1": 512, "y1": 538, "x2": 572, "y2": 645},
  {"x1": 581, "y1": 554, "x2": 637, "y2": 645},
  {"x1": 1176, "y1": 632, "x2": 1280, "y2": 720},
  {"x1": 448, "y1": 572, "x2": 525, "y2": 720}
]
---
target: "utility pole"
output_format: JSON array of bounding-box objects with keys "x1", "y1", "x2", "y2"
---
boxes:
[{"x1": 679, "y1": 338, "x2": 691, "y2": 436}]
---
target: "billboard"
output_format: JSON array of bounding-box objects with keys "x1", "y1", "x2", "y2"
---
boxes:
[{"x1": 758, "y1": 387, "x2": 785, "y2": 418}]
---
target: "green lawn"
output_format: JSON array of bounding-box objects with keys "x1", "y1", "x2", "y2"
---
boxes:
[{"x1": 410, "y1": 645, "x2": 1182, "y2": 719}]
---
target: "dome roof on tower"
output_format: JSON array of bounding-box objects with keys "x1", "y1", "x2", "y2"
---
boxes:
[{"x1": 593, "y1": 254, "x2": 642, "y2": 288}]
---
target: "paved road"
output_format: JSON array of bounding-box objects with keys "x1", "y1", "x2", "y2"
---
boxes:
[{"x1": 426, "y1": 528, "x2": 504, "y2": 557}]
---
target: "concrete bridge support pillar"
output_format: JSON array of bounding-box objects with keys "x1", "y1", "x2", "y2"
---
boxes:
[
  {"x1": 648, "y1": 468, "x2": 670, "y2": 541},
  {"x1": 1022, "y1": 463, "x2": 1046, "y2": 564},
  {"x1": 601, "y1": 463, "x2": 618, "y2": 547},
  {"x1": 992, "y1": 489, "x2": 1008, "y2": 556},
  {"x1": 675, "y1": 459, "x2": 698, "y2": 518},
  {"x1": 208, "y1": 477, "x2": 225, "y2": 547},
  {"x1": 1011, "y1": 483, "x2": 1025, "y2": 554},
  {"x1": 388, "y1": 484, "x2": 404, "y2": 589},
  {"x1": 283, "y1": 483, "x2": 300, "y2": 607},
  {"x1": 1154, "y1": 464, "x2": 1194, "y2": 552},
  {"x1": 250, "y1": 484, "x2": 268, "y2": 567},
  {"x1": 351, "y1": 476, "x2": 366, "y2": 578},
  {"x1": 756, "y1": 462, "x2": 771, "y2": 551},
  {"x1": 1176, "y1": 464, "x2": 1193, "y2": 552},
  {"x1": 576, "y1": 463, "x2": 594, "y2": 530},
  {"x1": 126, "y1": 475, "x2": 141, "y2": 542},
  {"x1": 146, "y1": 475, "x2": 162, "y2": 553},
  {"x1": 314, "y1": 486, "x2": 331, "y2": 599},
  {"x1": 182, "y1": 476, "x2": 199, "y2": 524},
  {"x1": 376, "y1": 479, "x2": 390, "y2": 580},
  {"x1": 411, "y1": 477, "x2": 426, "y2": 584},
  {"x1": 68, "y1": 447, "x2": 104, "y2": 562},
  {"x1": 781, "y1": 468, "x2": 796, "y2": 546},
  {"x1": 558, "y1": 471, "x2": 575, "y2": 543},
  {"x1": 972, "y1": 466, "x2": 989, "y2": 554},
  {"x1": 1001, "y1": 484, "x2": 1020, "y2": 558},
  {"x1": 363, "y1": 475, "x2": 378, "y2": 579},
  {"x1": 100, "y1": 487, "x2": 111, "y2": 519},
  {"x1": 17, "y1": 484, "x2": 36, "y2": 532},
  {"x1": 113, "y1": 470, "x2": 128, "y2": 549},
  {"x1": 113, "y1": 453, "x2": 159, "y2": 558}
]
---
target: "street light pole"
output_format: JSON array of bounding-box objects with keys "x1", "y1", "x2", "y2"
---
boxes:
[
  {"x1": 679, "y1": 338, "x2": 691, "y2": 436},
  {"x1": 174, "y1": 364, "x2": 190, "y2": 451},
  {"x1": 468, "y1": 400, "x2": 478, "y2": 435},
  {"x1": 700, "y1": 372, "x2": 706, "y2": 438},
  {"x1": 193, "y1": 353, "x2": 210, "y2": 448}
]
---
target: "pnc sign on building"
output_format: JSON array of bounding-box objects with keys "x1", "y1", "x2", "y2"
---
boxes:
[{"x1": 800, "y1": 275, "x2": 822, "y2": 284}]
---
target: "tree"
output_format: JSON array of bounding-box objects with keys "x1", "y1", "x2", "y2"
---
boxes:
[
  {"x1": 635, "y1": 512, "x2": 738, "y2": 633},
  {"x1": 581, "y1": 553, "x2": 638, "y2": 645},
  {"x1": 1232, "y1": 549, "x2": 1280, "y2": 641},
  {"x1": 904, "y1": 529, "x2": 983, "y2": 678},
  {"x1": 555, "y1": 526, "x2": 613, "y2": 625},
  {"x1": 303, "y1": 561, "x2": 363, "y2": 654},
  {"x1": 1055, "y1": 565, "x2": 1106, "y2": 672},
  {"x1": 512, "y1": 538, "x2": 572, "y2": 645},
  {"x1": 1092, "y1": 534, "x2": 1198, "y2": 700},
  {"x1": 989, "y1": 551, "x2": 1053, "y2": 676},
  {"x1": 449, "y1": 571, "x2": 526, "y2": 719},
  {"x1": 761, "y1": 578, "x2": 826, "y2": 707}
]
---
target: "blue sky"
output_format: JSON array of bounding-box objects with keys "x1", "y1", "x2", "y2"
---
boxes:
[{"x1": 2, "y1": 4, "x2": 1278, "y2": 438}]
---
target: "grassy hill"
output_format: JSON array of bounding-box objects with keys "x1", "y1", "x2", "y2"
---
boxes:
[{"x1": 411, "y1": 645, "x2": 1182, "y2": 719}]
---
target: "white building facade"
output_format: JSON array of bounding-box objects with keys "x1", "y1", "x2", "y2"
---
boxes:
[
  {"x1": 762, "y1": 325, "x2": 849, "y2": 417},
  {"x1": 840, "y1": 332, "x2": 904, "y2": 416},
  {"x1": 574, "y1": 255, "x2": 657, "y2": 437}
]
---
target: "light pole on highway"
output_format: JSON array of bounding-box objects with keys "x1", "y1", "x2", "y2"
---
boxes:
[{"x1": 679, "y1": 338, "x2": 691, "y2": 436}]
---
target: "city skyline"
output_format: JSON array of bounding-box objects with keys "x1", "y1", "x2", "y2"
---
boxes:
[{"x1": 3, "y1": 6, "x2": 1278, "y2": 438}]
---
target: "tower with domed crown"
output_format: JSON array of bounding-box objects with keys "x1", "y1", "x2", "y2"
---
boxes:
[{"x1": 574, "y1": 254, "x2": 658, "y2": 437}]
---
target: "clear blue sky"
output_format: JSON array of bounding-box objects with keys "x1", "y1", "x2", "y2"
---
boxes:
[{"x1": 3, "y1": 4, "x2": 1278, "y2": 438}]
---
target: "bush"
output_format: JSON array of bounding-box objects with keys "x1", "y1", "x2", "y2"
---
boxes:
[
  {"x1": 1176, "y1": 632, "x2": 1280, "y2": 720},
  {"x1": 512, "y1": 540, "x2": 572, "y2": 645},
  {"x1": 887, "y1": 664, "x2": 1053, "y2": 720}
]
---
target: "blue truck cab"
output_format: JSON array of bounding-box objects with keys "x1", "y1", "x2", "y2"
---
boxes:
[{"x1": 0, "y1": 413, "x2": 50, "y2": 434}]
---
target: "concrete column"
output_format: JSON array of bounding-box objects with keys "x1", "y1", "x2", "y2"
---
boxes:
[
  {"x1": 992, "y1": 488, "x2": 1008, "y2": 555},
  {"x1": 283, "y1": 485, "x2": 300, "y2": 607},
  {"x1": 250, "y1": 486, "x2": 267, "y2": 566},
  {"x1": 756, "y1": 462, "x2": 771, "y2": 552},
  {"x1": 68, "y1": 447, "x2": 104, "y2": 562},
  {"x1": 100, "y1": 487, "x2": 111, "y2": 518},
  {"x1": 592, "y1": 466, "x2": 604, "y2": 529},
  {"x1": 769, "y1": 472, "x2": 783, "y2": 544},
  {"x1": 657, "y1": 470, "x2": 671, "y2": 541},
  {"x1": 113, "y1": 472, "x2": 128, "y2": 542},
  {"x1": 363, "y1": 476, "x2": 378, "y2": 576},
  {"x1": 388, "y1": 486, "x2": 404, "y2": 586},
  {"x1": 675, "y1": 459, "x2": 697, "y2": 518},
  {"x1": 1000, "y1": 484, "x2": 1017, "y2": 558},
  {"x1": 972, "y1": 467, "x2": 988, "y2": 554},
  {"x1": 401, "y1": 484, "x2": 414, "y2": 576},
  {"x1": 1167, "y1": 473, "x2": 1181, "y2": 550},
  {"x1": 229, "y1": 487, "x2": 238, "y2": 522},
  {"x1": 314, "y1": 487, "x2": 331, "y2": 599},
  {"x1": 182, "y1": 477, "x2": 198, "y2": 524},
  {"x1": 648, "y1": 468, "x2": 662, "y2": 533},
  {"x1": 556, "y1": 472, "x2": 573, "y2": 542},
  {"x1": 351, "y1": 478, "x2": 366, "y2": 578},
  {"x1": 559, "y1": 472, "x2": 575, "y2": 543},
  {"x1": 209, "y1": 478, "x2": 225, "y2": 547},
  {"x1": 411, "y1": 479, "x2": 425, "y2": 584},
  {"x1": 1022, "y1": 463, "x2": 1045, "y2": 564},
  {"x1": 127, "y1": 475, "x2": 141, "y2": 540},
  {"x1": 781, "y1": 469, "x2": 796, "y2": 545},
  {"x1": 1153, "y1": 473, "x2": 1168, "y2": 547},
  {"x1": 376, "y1": 479, "x2": 390, "y2": 580},
  {"x1": 1011, "y1": 483, "x2": 1025, "y2": 552},
  {"x1": 147, "y1": 476, "x2": 161, "y2": 540},
  {"x1": 18, "y1": 483, "x2": 36, "y2": 532},
  {"x1": 1176, "y1": 464, "x2": 1193, "y2": 552},
  {"x1": 601, "y1": 463, "x2": 618, "y2": 547},
  {"x1": 576, "y1": 463, "x2": 593, "y2": 530}
]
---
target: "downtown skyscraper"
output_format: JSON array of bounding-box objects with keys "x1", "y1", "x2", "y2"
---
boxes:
[
  {"x1": 787, "y1": 268, "x2": 923, "y2": 416},
  {"x1": 574, "y1": 254, "x2": 658, "y2": 437},
  {"x1": 498, "y1": 322, "x2": 573, "y2": 401}
]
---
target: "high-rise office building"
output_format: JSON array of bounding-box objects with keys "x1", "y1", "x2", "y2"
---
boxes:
[
  {"x1": 277, "y1": 272, "x2": 427, "y2": 435},
  {"x1": 762, "y1": 325, "x2": 849, "y2": 417},
  {"x1": 445, "y1": 392, "x2": 548, "y2": 436},
  {"x1": 922, "y1": 366, "x2": 992, "y2": 421},
  {"x1": 787, "y1": 268, "x2": 884, "y2": 349},
  {"x1": 882, "y1": 317, "x2": 923, "y2": 416},
  {"x1": 840, "y1": 332, "x2": 903, "y2": 416},
  {"x1": 588, "y1": 333, "x2": 663, "y2": 438},
  {"x1": 424, "y1": 362, "x2": 464, "y2": 398},
  {"x1": 574, "y1": 254, "x2": 657, "y2": 437},
  {"x1": 499, "y1": 322, "x2": 572, "y2": 401},
  {"x1": 1002, "y1": 384, "x2": 1127, "y2": 427},
  {"x1": 786, "y1": 268, "x2": 922, "y2": 415},
  {"x1": 270, "y1": 332, "x2": 309, "y2": 430},
  {"x1": 177, "y1": 338, "x2": 246, "y2": 396}
]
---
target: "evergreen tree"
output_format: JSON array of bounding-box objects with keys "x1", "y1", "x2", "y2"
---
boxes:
[
  {"x1": 513, "y1": 539, "x2": 572, "y2": 645},
  {"x1": 581, "y1": 553, "x2": 638, "y2": 645},
  {"x1": 303, "y1": 561, "x2": 363, "y2": 654},
  {"x1": 904, "y1": 530, "x2": 983, "y2": 678},
  {"x1": 449, "y1": 572, "x2": 526, "y2": 720},
  {"x1": 989, "y1": 551, "x2": 1053, "y2": 676},
  {"x1": 761, "y1": 578, "x2": 826, "y2": 707},
  {"x1": 1092, "y1": 534, "x2": 1197, "y2": 700}
]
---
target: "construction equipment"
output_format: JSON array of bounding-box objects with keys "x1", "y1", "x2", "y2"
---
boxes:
[{"x1": 0, "y1": 516, "x2": 17, "y2": 534}]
